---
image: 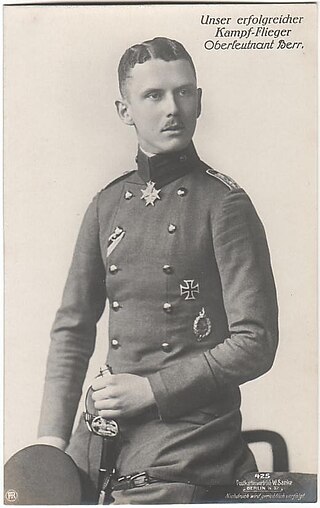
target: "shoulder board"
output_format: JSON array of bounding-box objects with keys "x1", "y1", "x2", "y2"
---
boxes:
[
  {"x1": 101, "y1": 169, "x2": 136, "y2": 191},
  {"x1": 206, "y1": 168, "x2": 241, "y2": 190}
]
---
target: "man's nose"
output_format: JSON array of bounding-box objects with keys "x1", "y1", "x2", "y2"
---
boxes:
[{"x1": 164, "y1": 92, "x2": 179, "y2": 116}]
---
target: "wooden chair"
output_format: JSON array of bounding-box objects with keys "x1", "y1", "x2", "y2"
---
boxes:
[{"x1": 242, "y1": 429, "x2": 289, "y2": 472}]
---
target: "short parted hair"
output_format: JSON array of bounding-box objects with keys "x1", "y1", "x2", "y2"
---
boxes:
[{"x1": 118, "y1": 37, "x2": 197, "y2": 98}]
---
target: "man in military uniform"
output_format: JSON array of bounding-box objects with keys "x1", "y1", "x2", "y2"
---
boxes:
[{"x1": 38, "y1": 37, "x2": 278, "y2": 504}]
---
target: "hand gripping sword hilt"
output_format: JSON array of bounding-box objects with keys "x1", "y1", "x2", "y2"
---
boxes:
[{"x1": 83, "y1": 365, "x2": 120, "y2": 504}]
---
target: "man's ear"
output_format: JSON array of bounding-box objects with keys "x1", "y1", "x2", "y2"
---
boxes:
[
  {"x1": 196, "y1": 88, "x2": 202, "y2": 119},
  {"x1": 115, "y1": 99, "x2": 134, "y2": 126}
]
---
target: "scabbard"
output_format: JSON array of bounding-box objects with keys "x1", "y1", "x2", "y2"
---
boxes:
[{"x1": 97, "y1": 434, "x2": 119, "y2": 504}]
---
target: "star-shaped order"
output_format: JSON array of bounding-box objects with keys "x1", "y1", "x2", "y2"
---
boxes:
[{"x1": 141, "y1": 181, "x2": 161, "y2": 206}]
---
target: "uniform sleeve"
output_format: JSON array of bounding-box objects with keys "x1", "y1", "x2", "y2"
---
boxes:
[
  {"x1": 38, "y1": 194, "x2": 107, "y2": 442},
  {"x1": 148, "y1": 189, "x2": 279, "y2": 420}
]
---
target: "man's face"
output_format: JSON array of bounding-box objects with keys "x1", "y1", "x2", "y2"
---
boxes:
[{"x1": 117, "y1": 58, "x2": 202, "y2": 154}]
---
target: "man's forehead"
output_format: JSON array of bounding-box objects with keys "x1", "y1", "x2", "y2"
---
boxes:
[{"x1": 126, "y1": 58, "x2": 197, "y2": 91}]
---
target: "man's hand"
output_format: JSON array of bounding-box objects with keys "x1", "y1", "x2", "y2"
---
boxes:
[{"x1": 91, "y1": 373, "x2": 155, "y2": 419}]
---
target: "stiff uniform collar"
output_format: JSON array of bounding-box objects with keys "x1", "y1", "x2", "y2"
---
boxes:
[{"x1": 135, "y1": 143, "x2": 201, "y2": 188}]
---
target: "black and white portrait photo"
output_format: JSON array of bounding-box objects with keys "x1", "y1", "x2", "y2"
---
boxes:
[{"x1": 4, "y1": 2, "x2": 317, "y2": 504}]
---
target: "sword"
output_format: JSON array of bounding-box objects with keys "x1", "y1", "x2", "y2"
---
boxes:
[{"x1": 83, "y1": 365, "x2": 120, "y2": 504}]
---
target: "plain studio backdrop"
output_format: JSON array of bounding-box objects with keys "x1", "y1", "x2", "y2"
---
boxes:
[{"x1": 4, "y1": 3, "x2": 317, "y2": 473}]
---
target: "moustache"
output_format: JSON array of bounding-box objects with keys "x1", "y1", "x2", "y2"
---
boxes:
[{"x1": 161, "y1": 121, "x2": 184, "y2": 131}]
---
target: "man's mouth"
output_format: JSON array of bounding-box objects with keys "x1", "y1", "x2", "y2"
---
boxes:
[{"x1": 162, "y1": 123, "x2": 184, "y2": 132}]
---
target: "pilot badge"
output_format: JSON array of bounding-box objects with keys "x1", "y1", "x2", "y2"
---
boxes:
[
  {"x1": 141, "y1": 181, "x2": 161, "y2": 206},
  {"x1": 107, "y1": 226, "x2": 125, "y2": 257},
  {"x1": 193, "y1": 308, "x2": 212, "y2": 341}
]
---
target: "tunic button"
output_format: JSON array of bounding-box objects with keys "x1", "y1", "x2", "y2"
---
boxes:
[
  {"x1": 109, "y1": 264, "x2": 118, "y2": 274},
  {"x1": 161, "y1": 342, "x2": 172, "y2": 353},
  {"x1": 177, "y1": 187, "x2": 188, "y2": 197},
  {"x1": 111, "y1": 339, "x2": 120, "y2": 349},
  {"x1": 179, "y1": 154, "x2": 187, "y2": 162},
  {"x1": 168, "y1": 224, "x2": 177, "y2": 233},
  {"x1": 163, "y1": 303, "x2": 173, "y2": 313},
  {"x1": 124, "y1": 191, "x2": 133, "y2": 200},
  {"x1": 163, "y1": 264, "x2": 173, "y2": 274},
  {"x1": 112, "y1": 301, "x2": 121, "y2": 311}
]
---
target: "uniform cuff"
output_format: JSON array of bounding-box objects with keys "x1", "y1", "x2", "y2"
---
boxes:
[
  {"x1": 148, "y1": 353, "x2": 219, "y2": 421},
  {"x1": 38, "y1": 390, "x2": 79, "y2": 444}
]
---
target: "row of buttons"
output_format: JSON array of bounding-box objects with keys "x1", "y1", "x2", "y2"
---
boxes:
[
  {"x1": 110, "y1": 338, "x2": 172, "y2": 353},
  {"x1": 109, "y1": 183, "x2": 184, "y2": 351},
  {"x1": 109, "y1": 258, "x2": 174, "y2": 311},
  {"x1": 110, "y1": 294, "x2": 174, "y2": 351},
  {"x1": 109, "y1": 264, "x2": 173, "y2": 275},
  {"x1": 111, "y1": 301, "x2": 173, "y2": 313},
  {"x1": 108, "y1": 224, "x2": 176, "y2": 266},
  {"x1": 124, "y1": 187, "x2": 188, "y2": 200}
]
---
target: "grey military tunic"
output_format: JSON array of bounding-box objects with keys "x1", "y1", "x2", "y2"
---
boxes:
[{"x1": 39, "y1": 143, "x2": 278, "y2": 488}]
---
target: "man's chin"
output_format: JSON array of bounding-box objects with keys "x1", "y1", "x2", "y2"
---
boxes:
[{"x1": 152, "y1": 137, "x2": 192, "y2": 155}]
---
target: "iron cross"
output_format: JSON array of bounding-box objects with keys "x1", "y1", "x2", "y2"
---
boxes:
[{"x1": 180, "y1": 280, "x2": 200, "y2": 300}]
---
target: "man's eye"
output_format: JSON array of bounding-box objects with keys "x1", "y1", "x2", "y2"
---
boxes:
[
  {"x1": 178, "y1": 88, "x2": 193, "y2": 97},
  {"x1": 146, "y1": 92, "x2": 161, "y2": 100}
]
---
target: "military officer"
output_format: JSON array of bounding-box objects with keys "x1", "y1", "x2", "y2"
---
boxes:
[{"x1": 38, "y1": 37, "x2": 278, "y2": 504}]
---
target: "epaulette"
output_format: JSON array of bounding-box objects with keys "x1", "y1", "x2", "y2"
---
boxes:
[
  {"x1": 101, "y1": 169, "x2": 136, "y2": 191},
  {"x1": 206, "y1": 168, "x2": 241, "y2": 190}
]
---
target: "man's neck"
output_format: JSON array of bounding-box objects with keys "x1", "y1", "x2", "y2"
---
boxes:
[
  {"x1": 139, "y1": 146, "x2": 156, "y2": 158},
  {"x1": 136, "y1": 142, "x2": 201, "y2": 188}
]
